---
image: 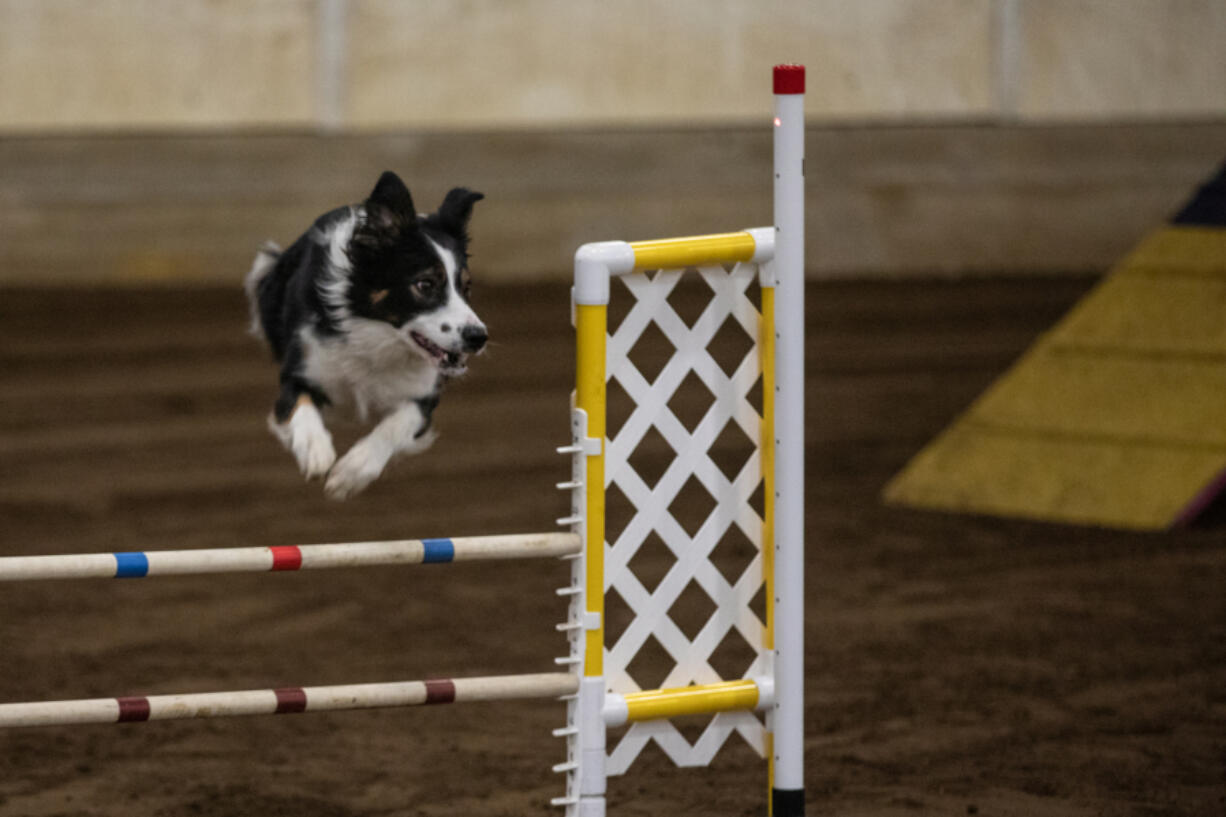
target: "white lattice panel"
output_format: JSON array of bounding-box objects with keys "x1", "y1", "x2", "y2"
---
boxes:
[{"x1": 604, "y1": 262, "x2": 767, "y2": 774}]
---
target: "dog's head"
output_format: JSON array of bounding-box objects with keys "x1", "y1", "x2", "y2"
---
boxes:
[{"x1": 344, "y1": 171, "x2": 487, "y2": 377}]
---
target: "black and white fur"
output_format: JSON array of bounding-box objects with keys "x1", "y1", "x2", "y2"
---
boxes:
[{"x1": 245, "y1": 171, "x2": 487, "y2": 500}]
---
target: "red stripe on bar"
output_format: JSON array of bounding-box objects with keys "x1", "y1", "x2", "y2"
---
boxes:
[
  {"x1": 423, "y1": 679, "x2": 456, "y2": 705},
  {"x1": 116, "y1": 696, "x2": 151, "y2": 722},
  {"x1": 269, "y1": 546, "x2": 303, "y2": 571},
  {"x1": 773, "y1": 64, "x2": 805, "y2": 94},
  {"x1": 274, "y1": 688, "x2": 308, "y2": 714}
]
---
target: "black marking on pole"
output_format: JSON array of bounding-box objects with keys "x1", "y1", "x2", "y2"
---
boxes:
[{"x1": 771, "y1": 787, "x2": 805, "y2": 817}]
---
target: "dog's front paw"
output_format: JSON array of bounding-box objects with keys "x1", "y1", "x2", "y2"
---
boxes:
[
  {"x1": 324, "y1": 442, "x2": 386, "y2": 501},
  {"x1": 295, "y1": 430, "x2": 337, "y2": 481},
  {"x1": 268, "y1": 406, "x2": 336, "y2": 480},
  {"x1": 405, "y1": 427, "x2": 439, "y2": 455}
]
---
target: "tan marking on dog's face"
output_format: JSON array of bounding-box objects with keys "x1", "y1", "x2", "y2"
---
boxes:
[
  {"x1": 292, "y1": 393, "x2": 314, "y2": 418},
  {"x1": 370, "y1": 289, "x2": 389, "y2": 305}
]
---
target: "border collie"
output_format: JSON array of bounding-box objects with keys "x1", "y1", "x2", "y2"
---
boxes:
[{"x1": 245, "y1": 171, "x2": 487, "y2": 500}]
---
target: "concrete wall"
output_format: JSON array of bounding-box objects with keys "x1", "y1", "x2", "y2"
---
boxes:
[
  {"x1": 2, "y1": 124, "x2": 1222, "y2": 285},
  {"x1": 0, "y1": 0, "x2": 1223, "y2": 132}
]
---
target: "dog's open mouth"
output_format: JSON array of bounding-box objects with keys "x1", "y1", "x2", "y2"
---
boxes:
[{"x1": 411, "y1": 331, "x2": 468, "y2": 376}]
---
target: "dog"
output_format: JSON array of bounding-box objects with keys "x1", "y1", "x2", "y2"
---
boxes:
[{"x1": 245, "y1": 171, "x2": 487, "y2": 500}]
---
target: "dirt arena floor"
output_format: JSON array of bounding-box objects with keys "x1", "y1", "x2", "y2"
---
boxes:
[{"x1": 1, "y1": 279, "x2": 1223, "y2": 817}]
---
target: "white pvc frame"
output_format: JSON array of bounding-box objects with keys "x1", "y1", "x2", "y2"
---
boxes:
[
  {"x1": 771, "y1": 65, "x2": 806, "y2": 817},
  {"x1": 562, "y1": 65, "x2": 806, "y2": 817}
]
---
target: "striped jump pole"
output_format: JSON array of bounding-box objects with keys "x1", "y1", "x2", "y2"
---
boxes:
[
  {"x1": 0, "y1": 672, "x2": 578, "y2": 729},
  {"x1": 0, "y1": 532, "x2": 579, "y2": 581}
]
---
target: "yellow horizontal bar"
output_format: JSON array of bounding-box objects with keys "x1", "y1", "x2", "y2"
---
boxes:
[
  {"x1": 629, "y1": 232, "x2": 757, "y2": 271},
  {"x1": 623, "y1": 679, "x2": 760, "y2": 722}
]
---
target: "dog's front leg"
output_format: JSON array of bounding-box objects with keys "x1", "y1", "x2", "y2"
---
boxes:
[
  {"x1": 269, "y1": 391, "x2": 336, "y2": 480},
  {"x1": 325, "y1": 401, "x2": 437, "y2": 500}
]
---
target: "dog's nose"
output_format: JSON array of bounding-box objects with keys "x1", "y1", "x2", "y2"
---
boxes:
[{"x1": 461, "y1": 324, "x2": 488, "y2": 352}]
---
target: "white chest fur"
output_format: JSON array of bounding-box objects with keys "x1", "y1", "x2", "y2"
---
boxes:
[{"x1": 300, "y1": 320, "x2": 437, "y2": 422}]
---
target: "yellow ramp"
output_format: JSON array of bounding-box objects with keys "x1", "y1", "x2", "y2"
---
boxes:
[{"x1": 885, "y1": 166, "x2": 1226, "y2": 530}]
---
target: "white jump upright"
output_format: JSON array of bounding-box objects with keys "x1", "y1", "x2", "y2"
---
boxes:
[
  {"x1": 0, "y1": 65, "x2": 805, "y2": 816},
  {"x1": 560, "y1": 64, "x2": 806, "y2": 817},
  {"x1": 772, "y1": 62, "x2": 807, "y2": 817}
]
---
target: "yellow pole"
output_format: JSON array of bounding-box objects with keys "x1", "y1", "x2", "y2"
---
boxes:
[
  {"x1": 760, "y1": 283, "x2": 778, "y2": 806},
  {"x1": 629, "y1": 232, "x2": 757, "y2": 271},
  {"x1": 622, "y1": 680, "x2": 761, "y2": 723},
  {"x1": 574, "y1": 303, "x2": 606, "y2": 677},
  {"x1": 761, "y1": 285, "x2": 777, "y2": 654}
]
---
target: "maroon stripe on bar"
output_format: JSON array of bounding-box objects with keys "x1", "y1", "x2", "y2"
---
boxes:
[
  {"x1": 274, "y1": 688, "x2": 308, "y2": 714},
  {"x1": 116, "y1": 696, "x2": 151, "y2": 722},
  {"x1": 269, "y1": 546, "x2": 303, "y2": 571},
  {"x1": 423, "y1": 679, "x2": 456, "y2": 705}
]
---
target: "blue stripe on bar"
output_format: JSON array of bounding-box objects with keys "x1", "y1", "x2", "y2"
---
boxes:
[
  {"x1": 421, "y1": 539, "x2": 455, "y2": 564},
  {"x1": 113, "y1": 552, "x2": 150, "y2": 578}
]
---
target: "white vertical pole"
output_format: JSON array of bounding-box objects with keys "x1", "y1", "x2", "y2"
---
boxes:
[{"x1": 771, "y1": 63, "x2": 806, "y2": 817}]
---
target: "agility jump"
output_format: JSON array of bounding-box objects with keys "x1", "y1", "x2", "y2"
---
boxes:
[
  {"x1": 0, "y1": 65, "x2": 806, "y2": 817},
  {"x1": 0, "y1": 532, "x2": 579, "y2": 581},
  {"x1": 0, "y1": 673, "x2": 579, "y2": 729}
]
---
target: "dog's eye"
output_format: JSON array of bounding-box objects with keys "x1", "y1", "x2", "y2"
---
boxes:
[{"x1": 412, "y1": 279, "x2": 436, "y2": 297}]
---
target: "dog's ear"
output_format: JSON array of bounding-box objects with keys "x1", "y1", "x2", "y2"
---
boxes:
[
  {"x1": 433, "y1": 187, "x2": 485, "y2": 241},
  {"x1": 365, "y1": 171, "x2": 417, "y2": 231}
]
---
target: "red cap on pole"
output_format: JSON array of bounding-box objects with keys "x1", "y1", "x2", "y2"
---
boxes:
[{"x1": 773, "y1": 64, "x2": 805, "y2": 95}]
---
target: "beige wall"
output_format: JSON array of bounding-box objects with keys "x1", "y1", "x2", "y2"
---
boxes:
[
  {"x1": 0, "y1": 0, "x2": 318, "y2": 130},
  {"x1": 1012, "y1": 0, "x2": 1226, "y2": 119},
  {"x1": 0, "y1": 0, "x2": 1222, "y2": 132},
  {"x1": 346, "y1": 0, "x2": 996, "y2": 126}
]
